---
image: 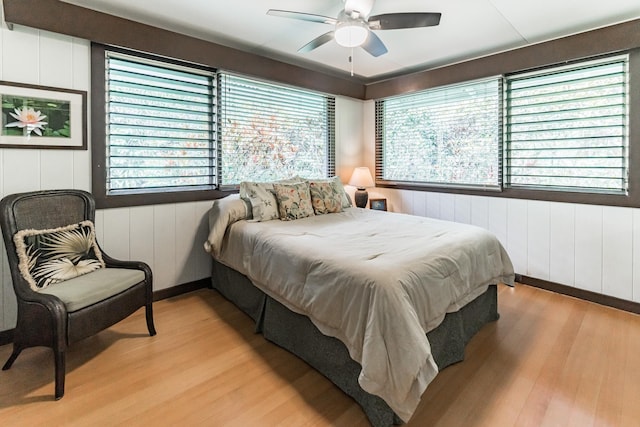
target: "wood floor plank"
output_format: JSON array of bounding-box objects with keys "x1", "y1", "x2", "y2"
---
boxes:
[{"x1": 0, "y1": 284, "x2": 639, "y2": 426}]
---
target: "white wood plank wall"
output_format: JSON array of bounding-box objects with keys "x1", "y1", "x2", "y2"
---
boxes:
[
  {"x1": 0, "y1": 23, "x2": 216, "y2": 331},
  {"x1": 0, "y1": 19, "x2": 364, "y2": 332},
  {"x1": 369, "y1": 188, "x2": 640, "y2": 304},
  {"x1": 0, "y1": 9, "x2": 636, "y2": 332}
]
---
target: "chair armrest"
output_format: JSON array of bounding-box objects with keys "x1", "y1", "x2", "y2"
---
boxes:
[
  {"x1": 101, "y1": 252, "x2": 149, "y2": 271},
  {"x1": 10, "y1": 273, "x2": 68, "y2": 347},
  {"x1": 12, "y1": 273, "x2": 67, "y2": 314},
  {"x1": 22, "y1": 288, "x2": 68, "y2": 316},
  {"x1": 99, "y1": 250, "x2": 153, "y2": 289}
]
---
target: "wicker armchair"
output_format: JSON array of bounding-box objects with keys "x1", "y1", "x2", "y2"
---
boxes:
[{"x1": 0, "y1": 189, "x2": 156, "y2": 400}]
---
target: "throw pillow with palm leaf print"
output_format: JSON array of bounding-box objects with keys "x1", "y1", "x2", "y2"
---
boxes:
[{"x1": 13, "y1": 220, "x2": 106, "y2": 290}]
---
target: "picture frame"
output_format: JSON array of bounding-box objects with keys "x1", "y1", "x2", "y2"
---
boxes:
[
  {"x1": 370, "y1": 198, "x2": 387, "y2": 211},
  {"x1": 0, "y1": 81, "x2": 87, "y2": 150}
]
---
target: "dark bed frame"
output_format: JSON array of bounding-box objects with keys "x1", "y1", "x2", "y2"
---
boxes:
[{"x1": 210, "y1": 259, "x2": 499, "y2": 427}]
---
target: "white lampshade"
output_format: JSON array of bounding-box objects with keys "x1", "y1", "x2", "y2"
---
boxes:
[
  {"x1": 335, "y1": 22, "x2": 369, "y2": 48},
  {"x1": 349, "y1": 166, "x2": 374, "y2": 189}
]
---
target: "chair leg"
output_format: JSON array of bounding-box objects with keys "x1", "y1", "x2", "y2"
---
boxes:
[
  {"x1": 2, "y1": 345, "x2": 23, "y2": 370},
  {"x1": 54, "y1": 350, "x2": 66, "y2": 400},
  {"x1": 145, "y1": 304, "x2": 157, "y2": 336}
]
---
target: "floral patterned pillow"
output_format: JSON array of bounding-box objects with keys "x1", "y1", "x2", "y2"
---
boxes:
[
  {"x1": 239, "y1": 181, "x2": 279, "y2": 222},
  {"x1": 307, "y1": 176, "x2": 352, "y2": 208},
  {"x1": 309, "y1": 181, "x2": 343, "y2": 214},
  {"x1": 239, "y1": 177, "x2": 303, "y2": 222},
  {"x1": 13, "y1": 220, "x2": 106, "y2": 291},
  {"x1": 272, "y1": 182, "x2": 315, "y2": 221}
]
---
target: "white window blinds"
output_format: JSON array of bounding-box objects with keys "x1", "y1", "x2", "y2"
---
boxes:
[
  {"x1": 219, "y1": 73, "x2": 335, "y2": 186},
  {"x1": 376, "y1": 77, "x2": 501, "y2": 189},
  {"x1": 106, "y1": 53, "x2": 216, "y2": 193},
  {"x1": 505, "y1": 55, "x2": 629, "y2": 194}
]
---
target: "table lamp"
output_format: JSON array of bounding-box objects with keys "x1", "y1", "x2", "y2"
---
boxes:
[{"x1": 349, "y1": 167, "x2": 374, "y2": 208}]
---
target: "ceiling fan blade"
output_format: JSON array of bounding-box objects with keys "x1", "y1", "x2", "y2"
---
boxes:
[
  {"x1": 368, "y1": 12, "x2": 441, "y2": 30},
  {"x1": 299, "y1": 31, "x2": 335, "y2": 53},
  {"x1": 361, "y1": 31, "x2": 388, "y2": 57},
  {"x1": 267, "y1": 9, "x2": 337, "y2": 25}
]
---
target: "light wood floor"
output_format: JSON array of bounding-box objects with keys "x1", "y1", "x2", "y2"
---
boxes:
[{"x1": 0, "y1": 284, "x2": 639, "y2": 426}]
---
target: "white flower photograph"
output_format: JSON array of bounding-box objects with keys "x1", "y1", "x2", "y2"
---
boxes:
[{"x1": 0, "y1": 81, "x2": 86, "y2": 149}]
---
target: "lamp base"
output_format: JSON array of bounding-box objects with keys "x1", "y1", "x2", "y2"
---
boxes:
[{"x1": 354, "y1": 189, "x2": 368, "y2": 208}]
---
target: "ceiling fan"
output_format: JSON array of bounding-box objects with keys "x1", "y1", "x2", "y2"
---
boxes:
[{"x1": 267, "y1": 0, "x2": 441, "y2": 57}]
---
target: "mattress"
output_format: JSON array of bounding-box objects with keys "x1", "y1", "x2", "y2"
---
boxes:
[{"x1": 208, "y1": 206, "x2": 514, "y2": 422}]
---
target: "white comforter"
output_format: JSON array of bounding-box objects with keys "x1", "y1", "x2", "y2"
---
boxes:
[{"x1": 213, "y1": 207, "x2": 514, "y2": 422}]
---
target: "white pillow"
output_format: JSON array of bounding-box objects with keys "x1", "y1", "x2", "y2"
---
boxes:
[{"x1": 204, "y1": 194, "x2": 252, "y2": 257}]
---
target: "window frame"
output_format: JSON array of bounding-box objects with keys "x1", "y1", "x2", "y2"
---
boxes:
[
  {"x1": 217, "y1": 72, "x2": 336, "y2": 189},
  {"x1": 92, "y1": 44, "x2": 229, "y2": 208},
  {"x1": 374, "y1": 49, "x2": 640, "y2": 208},
  {"x1": 375, "y1": 76, "x2": 503, "y2": 191},
  {"x1": 504, "y1": 54, "x2": 630, "y2": 195},
  {"x1": 91, "y1": 44, "x2": 336, "y2": 208}
]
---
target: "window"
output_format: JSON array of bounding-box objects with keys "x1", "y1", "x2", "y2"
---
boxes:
[
  {"x1": 375, "y1": 52, "x2": 637, "y2": 207},
  {"x1": 376, "y1": 78, "x2": 502, "y2": 189},
  {"x1": 505, "y1": 55, "x2": 629, "y2": 194},
  {"x1": 219, "y1": 74, "x2": 335, "y2": 187},
  {"x1": 106, "y1": 52, "x2": 216, "y2": 193},
  {"x1": 93, "y1": 45, "x2": 335, "y2": 207}
]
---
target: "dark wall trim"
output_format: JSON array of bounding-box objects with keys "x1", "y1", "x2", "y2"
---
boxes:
[
  {"x1": 6, "y1": 0, "x2": 640, "y2": 103},
  {"x1": 520, "y1": 275, "x2": 640, "y2": 316},
  {"x1": 365, "y1": 18, "x2": 640, "y2": 99},
  {"x1": 2, "y1": 0, "x2": 364, "y2": 99},
  {"x1": 375, "y1": 48, "x2": 640, "y2": 208},
  {"x1": 0, "y1": 279, "x2": 210, "y2": 345},
  {"x1": 0, "y1": 329, "x2": 14, "y2": 347},
  {"x1": 152, "y1": 278, "x2": 210, "y2": 302},
  {"x1": 4, "y1": 276, "x2": 637, "y2": 345},
  {"x1": 90, "y1": 44, "x2": 235, "y2": 209}
]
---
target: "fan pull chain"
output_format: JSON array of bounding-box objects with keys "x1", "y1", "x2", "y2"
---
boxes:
[{"x1": 349, "y1": 47, "x2": 354, "y2": 77}]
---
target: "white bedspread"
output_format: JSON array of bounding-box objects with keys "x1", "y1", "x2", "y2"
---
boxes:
[{"x1": 213, "y1": 207, "x2": 514, "y2": 422}]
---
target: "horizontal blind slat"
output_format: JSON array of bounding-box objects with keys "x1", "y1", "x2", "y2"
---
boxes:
[
  {"x1": 377, "y1": 77, "x2": 501, "y2": 188},
  {"x1": 219, "y1": 73, "x2": 334, "y2": 184},
  {"x1": 505, "y1": 55, "x2": 629, "y2": 194},
  {"x1": 106, "y1": 52, "x2": 216, "y2": 192}
]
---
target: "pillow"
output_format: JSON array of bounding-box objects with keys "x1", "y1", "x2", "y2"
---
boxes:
[
  {"x1": 307, "y1": 176, "x2": 352, "y2": 208},
  {"x1": 272, "y1": 182, "x2": 315, "y2": 221},
  {"x1": 13, "y1": 220, "x2": 106, "y2": 291},
  {"x1": 239, "y1": 177, "x2": 303, "y2": 222},
  {"x1": 204, "y1": 194, "x2": 252, "y2": 257},
  {"x1": 239, "y1": 181, "x2": 279, "y2": 222},
  {"x1": 309, "y1": 181, "x2": 343, "y2": 214}
]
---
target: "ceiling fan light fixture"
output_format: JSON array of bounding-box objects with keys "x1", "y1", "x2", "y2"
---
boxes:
[{"x1": 334, "y1": 21, "x2": 369, "y2": 47}]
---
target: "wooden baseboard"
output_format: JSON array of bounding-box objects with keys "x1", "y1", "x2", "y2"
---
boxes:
[
  {"x1": 152, "y1": 278, "x2": 210, "y2": 302},
  {"x1": 519, "y1": 275, "x2": 640, "y2": 315},
  {"x1": 0, "y1": 329, "x2": 14, "y2": 347},
  {"x1": 0, "y1": 279, "x2": 211, "y2": 346},
  {"x1": 3, "y1": 275, "x2": 636, "y2": 345}
]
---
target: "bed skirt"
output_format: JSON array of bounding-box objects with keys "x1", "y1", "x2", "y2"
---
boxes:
[{"x1": 210, "y1": 259, "x2": 499, "y2": 427}]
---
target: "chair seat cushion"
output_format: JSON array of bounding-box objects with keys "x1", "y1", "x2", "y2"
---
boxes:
[{"x1": 39, "y1": 268, "x2": 145, "y2": 312}]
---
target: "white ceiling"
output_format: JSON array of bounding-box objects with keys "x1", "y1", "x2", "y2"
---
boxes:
[{"x1": 61, "y1": 0, "x2": 640, "y2": 81}]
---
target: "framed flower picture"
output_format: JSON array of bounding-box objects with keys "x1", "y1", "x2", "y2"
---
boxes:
[{"x1": 0, "y1": 81, "x2": 87, "y2": 149}]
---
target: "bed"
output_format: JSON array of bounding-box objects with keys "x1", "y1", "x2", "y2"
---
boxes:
[{"x1": 204, "y1": 191, "x2": 514, "y2": 426}]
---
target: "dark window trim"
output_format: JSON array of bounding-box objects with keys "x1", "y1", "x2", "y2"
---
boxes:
[
  {"x1": 374, "y1": 77, "x2": 503, "y2": 191},
  {"x1": 375, "y1": 49, "x2": 640, "y2": 208},
  {"x1": 92, "y1": 43, "x2": 336, "y2": 209},
  {"x1": 3, "y1": 0, "x2": 364, "y2": 97},
  {"x1": 91, "y1": 43, "x2": 231, "y2": 209}
]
